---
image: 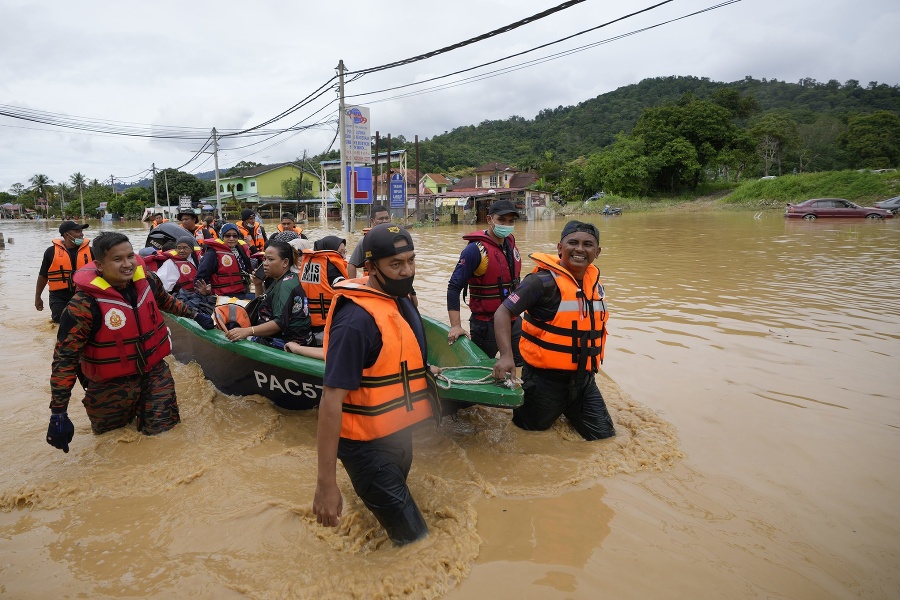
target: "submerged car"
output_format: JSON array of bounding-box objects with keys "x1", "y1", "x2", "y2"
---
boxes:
[
  {"x1": 784, "y1": 198, "x2": 893, "y2": 220},
  {"x1": 874, "y1": 196, "x2": 900, "y2": 214}
]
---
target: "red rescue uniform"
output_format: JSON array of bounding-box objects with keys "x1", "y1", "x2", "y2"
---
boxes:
[
  {"x1": 72, "y1": 258, "x2": 172, "y2": 382},
  {"x1": 46, "y1": 238, "x2": 93, "y2": 291},
  {"x1": 461, "y1": 231, "x2": 521, "y2": 321},
  {"x1": 519, "y1": 252, "x2": 608, "y2": 373},
  {"x1": 324, "y1": 281, "x2": 434, "y2": 441}
]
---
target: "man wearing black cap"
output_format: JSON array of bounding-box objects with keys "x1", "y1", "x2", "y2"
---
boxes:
[
  {"x1": 492, "y1": 220, "x2": 615, "y2": 441},
  {"x1": 177, "y1": 208, "x2": 211, "y2": 244},
  {"x1": 446, "y1": 199, "x2": 523, "y2": 364},
  {"x1": 314, "y1": 223, "x2": 439, "y2": 546},
  {"x1": 237, "y1": 209, "x2": 266, "y2": 252},
  {"x1": 35, "y1": 221, "x2": 94, "y2": 323}
]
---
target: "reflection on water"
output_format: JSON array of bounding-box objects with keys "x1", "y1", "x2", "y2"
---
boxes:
[{"x1": 1, "y1": 212, "x2": 899, "y2": 598}]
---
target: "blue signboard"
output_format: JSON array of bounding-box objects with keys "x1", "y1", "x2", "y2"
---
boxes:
[
  {"x1": 389, "y1": 172, "x2": 406, "y2": 209},
  {"x1": 345, "y1": 166, "x2": 373, "y2": 204}
]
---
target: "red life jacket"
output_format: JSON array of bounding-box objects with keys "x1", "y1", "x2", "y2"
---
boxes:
[
  {"x1": 461, "y1": 231, "x2": 521, "y2": 321},
  {"x1": 298, "y1": 249, "x2": 349, "y2": 327},
  {"x1": 73, "y1": 257, "x2": 172, "y2": 382},
  {"x1": 203, "y1": 238, "x2": 250, "y2": 296},
  {"x1": 47, "y1": 238, "x2": 93, "y2": 291},
  {"x1": 519, "y1": 252, "x2": 608, "y2": 373},
  {"x1": 323, "y1": 281, "x2": 434, "y2": 441},
  {"x1": 164, "y1": 250, "x2": 198, "y2": 292},
  {"x1": 142, "y1": 251, "x2": 171, "y2": 273}
]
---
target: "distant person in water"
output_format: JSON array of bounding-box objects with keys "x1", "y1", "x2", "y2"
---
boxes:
[
  {"x1": 492, "y1": 220, "x2": 615, "y2": 441},
  {"x1": 35, "y1": 221, "x2": 93, "y2": 323},
  {"x1": 46, "y1": 232, "x2": 215, "y2": 453}
]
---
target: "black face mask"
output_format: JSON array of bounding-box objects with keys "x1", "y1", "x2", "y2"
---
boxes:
[{"x1": 372, "y1": 264, "x2": 415, "y2": 298}]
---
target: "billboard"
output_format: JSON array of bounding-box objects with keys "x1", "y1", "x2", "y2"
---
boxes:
[
  {"x1": 345, "y1": 166, "x2": 372, "y2": 204},
  {"x1": 342, "y1": 106, "x2": 371, "y2": 164},
  {"x1": 389, "y1": 172, "x2": 406, "y2": 209}
]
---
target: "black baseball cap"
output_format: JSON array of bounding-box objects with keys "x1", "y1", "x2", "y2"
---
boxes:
[
  {"x1": 560, "y1": 220, "x2": 600, "y2": 243},
  {"x1": 488, "y1": 199, "x2": 519, "y2": 216},
  {"x1": 241, "y1": 209, "x2": 255, "y2": 221},
  {"x1": 59, "y1": 221, "x2": 89, "y2": 235},
  {"x1": 364, "y1": 223, "x2": 414, "y2": 262}
]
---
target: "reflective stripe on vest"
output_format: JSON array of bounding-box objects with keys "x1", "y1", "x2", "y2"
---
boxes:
[
  {"x1": 323, "y1": 281, "x2": 433, "y2": 441},
  {"x1": 299, "y1": 250, "x2": 348, "y2": 327},
  {"x1": 47, "y1": 238, "x2": 93, "y2": 291},
  {"x1": 204, "y1": 238, "x2": 248, "y2": 295},
  {"x1": 519, "y1": 252, "x2": 608, "y2": 372}
]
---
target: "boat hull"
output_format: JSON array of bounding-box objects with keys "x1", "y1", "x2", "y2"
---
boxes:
[{"x1": 166, "y1": 315, "x2": 522, "y2": 411}]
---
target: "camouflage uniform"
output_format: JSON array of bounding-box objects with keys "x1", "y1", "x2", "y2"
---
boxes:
[{"x1": 51, "y1": 271, "x2": 196, "y2": 435}]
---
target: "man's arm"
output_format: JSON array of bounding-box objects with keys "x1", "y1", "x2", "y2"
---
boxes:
[
  {"x1": 446, "y1": 243, "x2": 483, "y2": 343},
  {"x1": 346, "y1": 241, "x2": 365, "y2": 278},
  {"x1": 50, "y1": 295, "x2": 94, "y2": 412},
  {"x1": 492, "y1": 305, "x2": 516, "y2": 379},
  {"x1": 313, "y1": 385, "x2": 347, "y2": 527},
  {"x1": 34, "y1": 275, "x2": 48, "y2": 311},
  {"x1": 147, "y1": 271, "x2": 195, "y2": 317}
]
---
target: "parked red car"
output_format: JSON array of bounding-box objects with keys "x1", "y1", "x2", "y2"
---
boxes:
[{"x1": 784, "y1": 198, "x2": 894, "y2": 220}]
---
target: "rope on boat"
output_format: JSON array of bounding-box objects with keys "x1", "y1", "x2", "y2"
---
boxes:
[{"x1": 435, "y1": 366, "x2": 522, "y2": 390}]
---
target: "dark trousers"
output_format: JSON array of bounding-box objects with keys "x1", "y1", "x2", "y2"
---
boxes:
[
  {"x1": 82, "y1": 361, "x2": 180, "y2": 435},
  {"x1": 338, "y1": 429, "x2": 428, "y2": 546},
  {"x1": 49, "y1": 289, "x2": 75, "y2": 323},
  {"x1": 470, "y1": 315, "x2": 523, "y2": 366},
  {"x1": 512, "y1": 363, "x2": 616, "y2": 440}
]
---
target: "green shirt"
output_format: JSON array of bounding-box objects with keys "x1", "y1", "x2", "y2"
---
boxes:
[{"x1": 262, "y1": 270, "x2": 312, "y2": 343}]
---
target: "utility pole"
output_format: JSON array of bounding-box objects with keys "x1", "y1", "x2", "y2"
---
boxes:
[
  {"x1": 337, "y1": 59, "x2": 348, "y2": 233},
  {"x1": 152, "y1": 163, "x2": 159, "y2": 207},
  {"x1": 212, "y1": 128, "x2": 222, "y2": 217},
  {"x1": 164, "y1": 171, "x2": 171, "y2": 217},
  {"x1": 415, "y1": 135, "x2": 420, "y2": 222},
  {"x1": 110, "y1": 174, "x2": 116, "y2": 198}
]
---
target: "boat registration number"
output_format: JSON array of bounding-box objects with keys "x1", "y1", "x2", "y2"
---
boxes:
[{"x1": 254, "y1": 370, "x2": 322, "y2": 399}]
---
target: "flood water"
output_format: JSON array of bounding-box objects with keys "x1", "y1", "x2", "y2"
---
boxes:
[{"x1": 1, "y1": 211, "x2": 898, "y2": 599}]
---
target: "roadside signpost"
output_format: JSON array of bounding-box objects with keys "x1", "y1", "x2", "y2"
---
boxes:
[
  {"x1": 346, "y1": 166, "x2": 372, "y2": 204},
  {"x1": 389, "y1": 172, "x2": 406, "y2": 209}
]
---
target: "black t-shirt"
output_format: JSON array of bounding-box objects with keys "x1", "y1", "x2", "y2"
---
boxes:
[{"x1": 500, "y1": 271, "x2": 561, "y2": 322}]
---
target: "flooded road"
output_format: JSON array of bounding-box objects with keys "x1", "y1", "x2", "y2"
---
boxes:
[{"x1": 1, "y1": 211, "x2": 898, "y2": 598}]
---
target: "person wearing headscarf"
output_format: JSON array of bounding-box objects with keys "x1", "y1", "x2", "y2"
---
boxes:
[
  {"x1": 195, "y1": 223, "x2": 254, "y2": 299},
  {"x1": 492, "y1": 220, "x2": 615, "y2": 441},
  {"x1": 251, "y1": 230, "x2": 302, "y2": 295},
  {"x1": 292, "y1": 235, "x2": 348, "y2": 348},
  {"x1": 156, "y1": 235, "x2": 202, "y2": 293}
]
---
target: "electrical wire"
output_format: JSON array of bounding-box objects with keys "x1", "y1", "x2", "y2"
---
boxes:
[{"x1": 347, "y1": 0, "x2": 588, "y2": 76}]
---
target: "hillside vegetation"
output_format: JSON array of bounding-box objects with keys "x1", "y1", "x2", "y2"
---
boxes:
[{"x1": 723, "y1": 170, "x2": 900, "y2": 208}]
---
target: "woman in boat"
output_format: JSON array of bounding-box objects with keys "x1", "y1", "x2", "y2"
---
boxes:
[
  {"x1": 298, "y1": 235, "x2": 348, "y2": 346},
  {"x1": 195, "y1": 223, "x2": 254, "y2": 300},
  {"x1": 156, "y1": 236, "x2": 202, "y2": 294},
  {"x1": 224, "y1": 240, "x2": 316, "y2": 352}
]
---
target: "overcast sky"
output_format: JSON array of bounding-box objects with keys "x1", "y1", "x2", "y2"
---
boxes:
[{"x1": 2, "y1": 0, "x2": 898, "y2": 191}]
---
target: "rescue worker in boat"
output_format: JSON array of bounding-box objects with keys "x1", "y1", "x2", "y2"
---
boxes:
[
  {"x1": 36, "y1": 221, "x2": 94, "y2": 323},
  {"x1": 313, "y1": 223, "x2": 441, "y2": 546},
  {"x1": 492, "y1": 220, "x2": 615, "y2": 441},
  {"x1": 177, "y1": 208, "x2": 213, "y2": 245},
  {"x1": 294, "y1": 235, "x2": 348, "y2": 348},
  {"x1": 150, "y1": 212, "x2": 168, "y2": 228},
  {"x1": 346, "y1": 204, "x2": 390, "y2": 278},
  {"x1": 194, "y1": 223, "x2": 255, "y2": 300},
  {"x1": 238, "y1": 208, "x2": 267, "y2": 253},
  {"x1": 140, "y1": 242, "x2": 176, "y2": 273},
  {"x1": 276, "y1": 212, "x2": 307, "y2": 239},
  {"x1": 156, "y1": 236, "x2": 202, "y2": 294},
  {"x1": 447, "y1": 199, "x2": 523, "y2": 365},
  {"x1": 45, "y1": 232, "x2": 216, "y2": 453},
  {"x1": 225, "y1": 240, "x2": 314, "y2": 350}
]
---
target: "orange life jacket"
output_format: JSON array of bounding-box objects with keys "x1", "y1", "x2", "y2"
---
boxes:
[
  {"x1": 204, "y1": 238, "x2": 250, "y2": 296},
  {"x1": 519, "y1": 252, "x2": 608, "y2": 373},
  {"x1": 151, "y1": 217, "x2": 168, "y2": 227},
  {"x1": 164, "y1": 249, "x2": 199, "y2": 292},
  {"x1": 197, "y1": 224, "x2": 217, "y2": 243},
  {"x1": 47, "y1": 238, "x2": 93, "y2": 291},
  {"x1": 73, "y1": 257, "x2": 171, "y2": 382},
  {"x1": 238, "y1": 222, "x2": 265, "y2": 252},
  {"x1": 299, "y1": 249, "x2": 348, "y2": 327},
  {"x1": 277, "y1": 223, "x2": 304, "y2": 236},
  {"x1": 461, "y1": 230, "x2": 521, "y2": 320},
  {"x1": 324, "y1": 281, "x2": 434, "y2": 441}
]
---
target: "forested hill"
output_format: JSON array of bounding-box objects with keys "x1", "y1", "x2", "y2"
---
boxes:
[{"x1": 412, "y1": 75, "x2": 900, "y2": 171}]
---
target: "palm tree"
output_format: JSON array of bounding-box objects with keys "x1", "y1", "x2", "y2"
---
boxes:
[
  {"x1": 29, "y1": 174, "x2": 52, "y2": 218},
  {"x1": 70, "y1": 172, "x2": 87, "y2": 220}
]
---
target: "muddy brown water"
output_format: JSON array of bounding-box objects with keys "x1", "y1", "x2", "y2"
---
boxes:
[{"x1": 0, "y1": 212, "x2": 897, "y2": 599}]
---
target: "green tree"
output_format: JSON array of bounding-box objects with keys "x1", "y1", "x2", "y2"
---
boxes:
[
  {"x1": 29, "y1": 173, "x2": 52, "y2": 216},
  {"x1": 154, "y1": 169, "x2": 213, "y2": 203},
  {"x1": 750, "y1": 112, "x2": 799, "y2": 176},
  {"x1": 584, "y1": 134, "x2": 652, "y2": 196},
  {"x1": 69, "y1": 172, "x2": 88, "y2": 220},
  {"x1": 225, "y1": 161, "x2": 263, "y2": 176},
  {"x1": 841, "y1": 110, "x2": 900, "y2": 168}
]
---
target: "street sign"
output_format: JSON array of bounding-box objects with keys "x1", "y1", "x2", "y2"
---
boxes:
[
  {"x1": 343, "y1": 106, "x2": 371, "y2": 164},
  {"x1": 345, "y1": 167, "x2": 372, "y2": 204},
  {"x1": 179, "y1": 196, "x2": 192, "y2": 210},
  {"x1": 389, "y1": 172, "x2": 406, "y2": 209}
]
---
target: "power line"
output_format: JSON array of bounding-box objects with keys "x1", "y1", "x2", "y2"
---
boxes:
[{"x1": 347, "y1": 0, "x2": 588, "y2": 76}]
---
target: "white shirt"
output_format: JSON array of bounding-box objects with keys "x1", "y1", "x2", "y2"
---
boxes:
[{"x1": 157, "y1": 255, "x2": 198, "y2": 292}]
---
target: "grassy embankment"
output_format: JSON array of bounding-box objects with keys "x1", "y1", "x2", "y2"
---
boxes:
[{"x1": 553, "y1": 170, "x2": 900, "y2": 215}]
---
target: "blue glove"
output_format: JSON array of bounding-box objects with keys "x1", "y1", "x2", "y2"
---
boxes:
[
  {"x1": 194, "y1": 311, "x2": 216, "y2": 330},
  {"x1": 47, "y1": 412, "x2": 74, "y2": 453}
]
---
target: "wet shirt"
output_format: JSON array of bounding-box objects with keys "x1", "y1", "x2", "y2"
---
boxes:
[
  {"x1": 50, "y1": 271, "x2": 195, "y2": 412},
  {"x1": 500, "y1": 271, "x2": 562, "y2": 322}
]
